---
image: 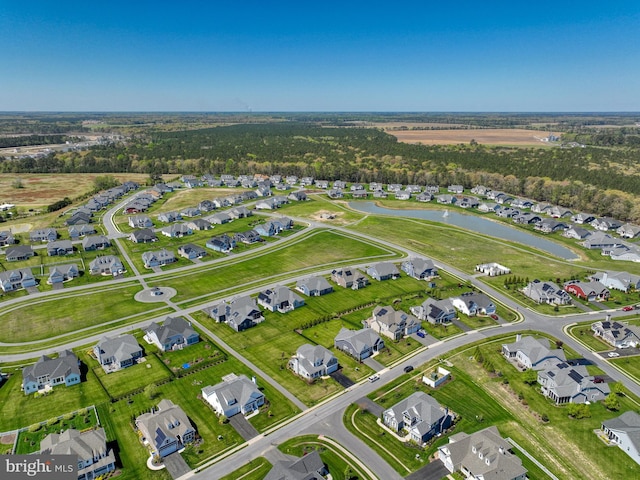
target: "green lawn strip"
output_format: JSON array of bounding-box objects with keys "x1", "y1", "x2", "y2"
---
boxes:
[
  {"x1": 277, "y1": 434, "x2": 370, "y2": 479},
  {"x1": 456, "y1": 313, "x2": 496, "y2": 330},
  {"x1": 568, "y1": 324, "x2": 614, "y2": 352},
  {"x1": 15, "y1": 407, "x2": 98, "y2": 454},
  {"x1": 610, "y1": 356, "x2": 640, "y2": 383},
  {"x1": 148, "y1": 229, "x2": 400, "y2": 302},
  {"x1": 218, "y1": 457, "x2": 273, "y2": 480},
  {"x1": 421, "y1": 321, "x2": 463, "y2": 339},
  {"x1": 91, "y1": 355, "x2": 173, "y2": 400}
]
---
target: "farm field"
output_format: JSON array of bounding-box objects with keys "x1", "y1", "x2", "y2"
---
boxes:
[{"x1": 389, "y1": 128, "x2": 553, "y2": 146}]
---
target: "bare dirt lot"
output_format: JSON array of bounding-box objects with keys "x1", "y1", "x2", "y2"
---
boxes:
[{"x1": 389, "y1": 128, "x2": 551, "y2": 146}]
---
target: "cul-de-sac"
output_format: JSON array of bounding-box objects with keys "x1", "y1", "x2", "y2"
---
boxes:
[{"x1": 2, "y1": 113, "x2": 640, "y2": 480}]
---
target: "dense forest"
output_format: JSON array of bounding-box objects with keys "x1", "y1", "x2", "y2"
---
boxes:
[{"x1": 2, "y1": 119, "x2": 640, "y2": 221}]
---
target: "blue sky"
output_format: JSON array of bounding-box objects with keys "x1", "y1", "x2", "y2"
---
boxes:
[{"x1": 1, "y1": 1, "x2": 639, "y2": 111}]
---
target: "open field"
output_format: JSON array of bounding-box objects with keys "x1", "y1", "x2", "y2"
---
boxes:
[{"x1": 389, "y1": 128, "x2": 552, "y2": 146}]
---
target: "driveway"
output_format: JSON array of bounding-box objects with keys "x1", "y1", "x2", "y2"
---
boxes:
[
  {"x1": 405, "y1": 460, "x2": 449, "y2": 480},
  {"x1": 25, "y1": 286, "x2": 40, "y2": 294},
  {"x1": 451, "y1": 319, "x2": 471, "y2": 332},
  {"x1": 363, "y1": 356, "x2": 385, "y2": 372},
  {"x1": 330, "y1": 369, "x2": 355, "y2": 388},
  {"x1": 410, "y1": 332, "x2": 438, "y2": 347},
  {"x1": 163, "y1": 452, "x2": 191, "y2": 479},
  {"x1": 355, "y1": 396, "x2": 384, "y2": 417},
  {"x1": 229, "y1": 414, "x2": 259, "y2": 441}
]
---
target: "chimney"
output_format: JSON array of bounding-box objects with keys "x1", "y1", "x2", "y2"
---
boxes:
[
  {"x1": 516, "y1": 334, "x2": 522, "y2": 342},
  {"x1": 251, "y1": 376, "x2": 257, "y2": 385}
]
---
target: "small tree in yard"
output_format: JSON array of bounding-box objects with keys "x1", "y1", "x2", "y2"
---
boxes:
[
  {"x1": 523, "y1": 369, "x2": 538, "y2": 385},
  {"x1": 567, "y1": 403, "x2": 591, "y2": 419},
  {"x1": 604, "y1": 393, "x2": 620, "y2": 411},
  {"x1": 144, "y1": 384, "x2": 159, "y2": 400}
]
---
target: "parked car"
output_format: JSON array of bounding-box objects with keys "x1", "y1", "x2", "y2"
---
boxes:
[
  {"x1": 608, "y1": 352, "x2": 620, "y2": 358},
  {"x1": 417, "y1": 331, "x2": 426, "y2": 338},
  {"x1": 404, "y1": 365, "x2": 414, "y2": 373},
  {"x1": 622, "y1": 306, "x2": 634, "y2": 311},
  {"x1": 594, "y1": 377, "x2": 604, "y2": 383},
  {"x1": 368, "y1": 374, "x2": 380, "y2": 382},
  {"x1": 490, "y1": 314, "x2": 499, "y2": 320}
]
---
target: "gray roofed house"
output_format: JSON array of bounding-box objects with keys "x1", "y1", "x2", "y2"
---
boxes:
[
  {"x1": 601, "y1": 411, "x2": 640, "y2": 466},
  {"x1": 522, "y1": 280, "x2": 571, "y2": 305},
  {"x1": 94, "y1": 334, "x2": 143, "y2": 372},
  {"x1": 129, "y1": 228, "x2": 158, "y2": 243},
  {"x1": 144, "y1": 316, "x2": 199, "y2": 352},
  {"x1": 0, "y1": 230, "x2": 15, "y2": 246},
  {"x1": 535, "y1": 218, "x2": 568, "y2": 233},
  {"x1": 591, "y1": 320, "x2": 640, "y2": 348},
  {"x1": 234, "y1": 229, "x2": 262, "y2": 244},
  {"x1": 438, "y1": 426, "x2": 527, "y2": 480},
  {"x1": 202, "y1": 373, "x2": 265, "y2": 417},
  {"x1": 229, "y1": 206, "x2": 252, "y2": 219},
  {"x1": 82, "y1": 235, "x2": 111, "y2": 251},
  {"x1": 180, "y1": 206, "x2": 201, "y2": 218},
  {"x1": 128, "y1": 215, "x2": 153, "y2": 229},
  {"x1": 592, "y1": 216, "x2": 623, "y2": 231},
  {"x1": 178, "y1": 243, "x2": 207, "y2": 259},
  {"x1": 618, "y1": 223, "x2": 640, "y2": 239},
  {"x1": 40, "y1": 428, "x2": 116, "y2": 480},
  {"x1": 48, "y1": 264, "x2": 79, "y2": 284},
  {"x1": 257, "y1": 286, "x2": 305, "y2": 313},
  {"x1": 206, "y1": 295, "x2": 264, "y2": 332},
  {"x1": 264, "y1": 450, "x2": 327, "y2": 480},
  {"x1": 89, "y1": 255, "x2": 125, "y2": 276},
  {"x1": 142, "y1": 248, "x2": 176, "y2": 268},
  {"x1": 187, "y1": 218, "x2": 212, "y2": 231},
  {"x1": 571, "y1": 212, "x2": 596, "y2": 224},
  {"x1": 334, "y1": 328, "x2": 384, "y2": 361},
  {"x1": 383, "y1": 391, "x2": 453, "y2": 444},
  {"x1": 136, "y1": 399, "x2": 196, "y2": 458},
  {"x1": 160, "y1": 223, "x2": 193, "y2": 238},
  {"x1": 29, "y1": 228, "x2": 58, "y2": 243},
  {"x1": 65, "y1": 211, "x2": 92, "y2": 226},
  {"x1": 289, "y1": 344, "x2": 339, "y2": 380},
  {"x1": 157, "y1": 211, "x2": 182, "y2": 223},
  {"x1": 563, "y1": 225, "x2": 591, "y2": 240},
  {"x1": 537, "y1": 361, "x2": 610, "y2": 404},
  {"x1": 451, "y1": 292, "x2": 496, "y2": 317},
  {"x1": 582, "y1": 231, "x2": 619, "y2": 249},
  {"x1": 295, "y1": 276, "x2": 334, "y2": 296},
  {"x1": 331, "y1": 267, "x2": 369, "y2": 290},
  {"x1": 411, "y1": 298, "x2": 456, "y2": 324},
  {"x1": 47, "y1": 239, "x2": 74, "y2": 256},
  {"x1": 401, "y1": 257, "x2": 438, "y2": 280},
  {"x1": 206, "y1": 234, "x2": 236, "y2": 253},
  {"x1": 0, "y1": 268, "x2": 36, "y2": 292},
  {"x1": 501, "y1": 335, "x2": 566, "y2": 370},
  {"x1": 590, "y1": 270, "x2": 640, "y2": 292},
  {"x1": 366, "y1": 305, "x2": 420, "y2": 340},
  {"x1": 6, "y1": 245, "x2": 35, "y2": 261},
  {"x1": 366, "y1": 262, "x2": 400, "y2": 281},
  {"x1": 209, "y1": 212, "x2": 232, "y2": 224},
  {"x1": 22, "y1": 350, "x2": 81, "y2": 394},
  {"x1": 436, "y1": 194, "x2": 457, "y2": 204},
  {"x1": 68, "y1": 224, "x2": 96, "y2": 239}
]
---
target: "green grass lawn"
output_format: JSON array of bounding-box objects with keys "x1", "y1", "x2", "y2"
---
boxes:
[
  {"x1": 15, "y1": 407, "x2": 98, "y2": 454},
  {"x1": 569, "y1": 324, "x2": 613, "y2": 351},
  {"x1": 610, "y1": 355, "x2": 640, "y2": 382},
  {"x1": 0, "y1": 283, "x2": 151, "y2": 343},
  {"x1": 218, "y1": 457, "x2": 273, "y2": 480},
  {"x1": 91, "y1": 354, "x2": 173, "y2": 399}
]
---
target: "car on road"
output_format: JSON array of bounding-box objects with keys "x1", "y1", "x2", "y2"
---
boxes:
[
  {"x1": 404, "y1": 365, "x2": 414, "y2": 373},
  {"x1": 608, "y1": 352, "x2": 620, "y2": 358},
  {"x1": 368, "y1": 374, "x2": 380, "y2": 382},
  {"x1": 622, "y1": 306, "x2": 634, "y2": 311}
]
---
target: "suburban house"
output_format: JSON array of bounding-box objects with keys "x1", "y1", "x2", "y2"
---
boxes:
[
  {"x1": 6, "y1": 245, "x2": 35, "y2": 261},
  {"x1": 591, "y1": 320, "x2": 640, "y2": 348},
  {"x1": 47, "y1": 240, "x2": 74, "y2": 256},
  {"x1": 128, "y1": 215, "x2": 153, "y2": 229},
  {"x1": 331, "y1": 267, "x2": 369, "y2": 289},
  {"x1": 618, "y1": 223, "x2": 640, "y2": 239},
  {"x1": 89, "y1": 255, "x2": 125, "y2": 276},
  {"x1": 438, "y1": 426, "x2": 527, "y2": 480},
  {"x1": 198, "y1": 200, "x2": 216, "y2": 212},
  {"x1": 178, "y1": 243, "x2": 207, "y2": 260},
  {"x1": 522, "y1": 280, "x2": 571, "y2": 305},
  {"x1": 30, "y1": 228, "x2": 58, "y2": 243},
  {"x1": 451, "y1": 292, "x2": 496, "y2": 316},
  {"x1": 366, "y1": 262, "x2": 400, "y2": 281},
  {"x1": 234, "y1": 230, "x2": 262, "y2": 244},
  {"x1": 501, "y1": 335, "x2": 566, "y2": 370},
  {"x1": 549, "y1": 206, "x2": 572, "y2": 218},
  {"x1": 209, "y1": 212, "x2": 232, "y2": 225},
  {"x1": 160, "y1": 223, "x2": 193, "y2": 238},
  {"x1": 264, "y1": 450, "x2": 327, "y2": 480},
  {"x1": 289, "y1": 344, "x2": 339, "y2": 380},
  {"x1": 478, "y1": 202, "x2": 499, "y2": 213},
  {"x1": 295, "y1": 276, "x2": 334, "y2": 297},
  {"x1": 257, "y1": 286, "x2": 305, "y2": 313},
  {"x1": 40, "y1": 428, "x2": 116, "y2": 480},
  {"x1": 537, "y1": 362, "x2": 610, "y2": 404},
  {"x1": 365, "y1": 305, "x2": 420, "y2": 340},
  {"x1": 202, "y1": 373, "x2": 265, "y2": 417},
  {"x1": 382, "y1": 392, "x2": 453, "y2": 444},
  {"x1": 206, "y1": 234, "x2": 236, "y2": 253},
  {"x1": 447, "y1": 184, "x2": 464, "y2": 194},
  {"x1": 207, "y1": 295, "x2": 264, "y2": 331},
  {"x1": 334, "y1": 328, "x2": 385, "y2": 361},
  {"x1": 136, "y1": 399, "x2": 196, "y2": 458},
  {"x1": 229, "y1": 206, "x2": 252, "y2": 219},
  {"x1": 187, "y1": 218, "x2": 212, "y2": 231},
  {"x1": 582, "y1": 232, "x2": 620, "y2": 250},
  {"x1": 68, "y1": 224, "x2": 96, "y2": 239},
  {"x1": 129, "y1": 228, "x2": 158, "y2": 243},
  {"x1": 0, "y1": 268, "x2": 36, "y2": 292},
  {"x1": 401, "y1": 257, "x2": 438, "y2": 280},
  {"x1": 535, "y1": 218, "x2": 567, "y2": 233},
  {"x1": 590, "y1": 270, "x2": 640, "y2": 292},
  {"x1": 592, "y1": 217, "x2": 623, "y2": 231},
  {"x1": 82, "y1": 235, "x2": 111, "y2": 251},
  {"x1": 93, "y1": 334, "x2": 143, "y2": 372},
  {"x1": 416, "y1": 192, "x2": 433, "y2": 202},
  {"x1": 601, "y1": 411, "x2": 640, "y2": 466},
  {"x1": 48, "y1": 264, "x2": 79, "y2": 284},
  {"x1": 411, "y1": 298, "x2": 456, "y2": 324},
  {"x1": 571, "y1": 213, "x2": 596, "y2": 224},
  {"x1": 0, "y1": 230, "x2": 15, "y2": 246},
  {"x1": 436, "y1": 194, "x2": 457, "y2": 204},
  {"x1": 144, "y1": 316, "x2": 200, "y2": 352},
  {"x1": 157, "y1": 211, "x2": 182, "y2": 223},
  {"x1": 65, "y1": 211, "x2": 92, "y2": 226},
  {"x1": 563, "y1": 226, "x2": 591, "y2": 240},
  {"x1": 563, "y1": 280, "x2": 610, "y2": 301},
  {"x1": 180, "y1": 206, "x2": 201, "y2": 218},
  {"x1": 142, "y1": 248, "x2": 176, "y2": 268},
  {"x1": 22, "y1": 350, "x2": 81, "y2": 394}
]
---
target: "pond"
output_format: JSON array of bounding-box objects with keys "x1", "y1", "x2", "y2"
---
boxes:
[{"x1": 349, "y1": 202, "x2": 579, "y2": 260}]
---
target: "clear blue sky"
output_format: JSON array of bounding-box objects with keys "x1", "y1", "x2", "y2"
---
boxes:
[{"x1": 1, "y1": 1, "x2": 639, "y2": 111}]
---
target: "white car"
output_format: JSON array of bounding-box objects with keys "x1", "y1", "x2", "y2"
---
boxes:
[
  {"x1": 608, "y1": 352, "x2": 620, "y2": 358},
  {"x1": 368, "y1": 374, "x2": 380, "y2": 383}
]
